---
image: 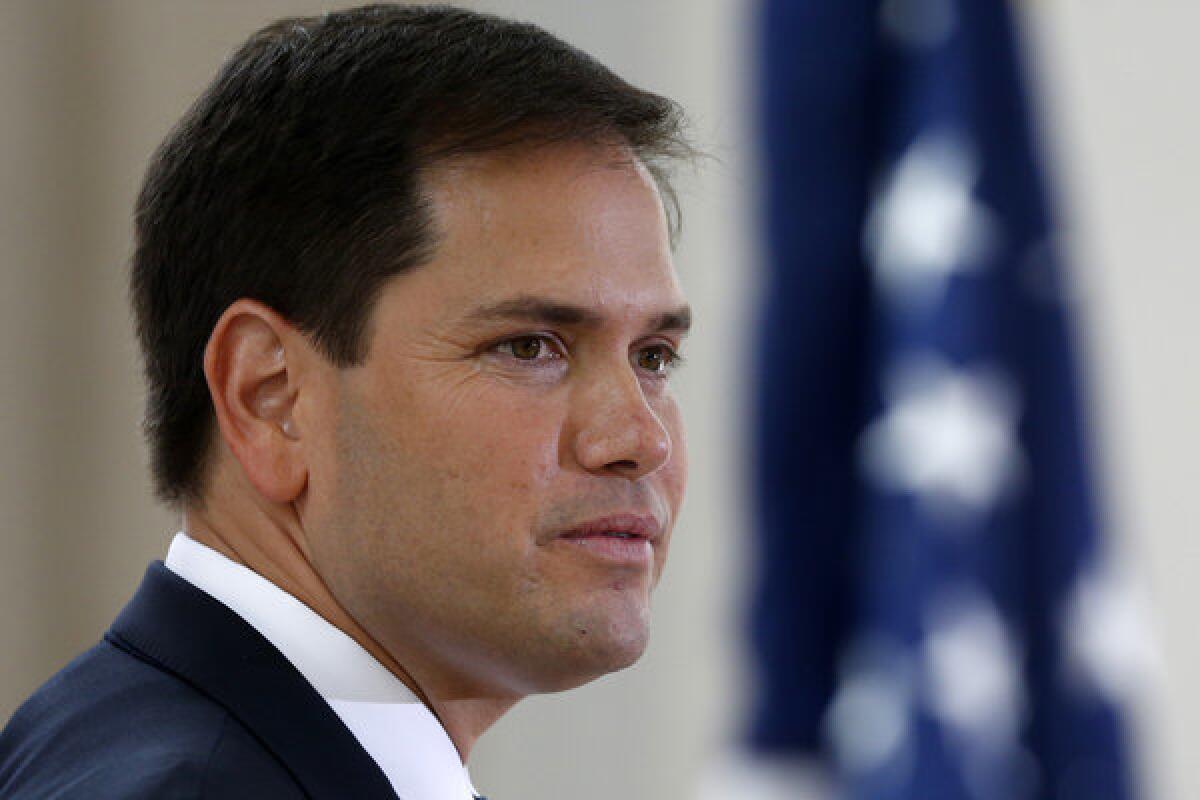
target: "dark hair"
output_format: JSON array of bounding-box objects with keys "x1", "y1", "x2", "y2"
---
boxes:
[{"x1": 130, "y1": 3, "x2": 694, "y2": 507}]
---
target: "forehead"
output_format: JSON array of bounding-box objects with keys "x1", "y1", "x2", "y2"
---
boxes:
[{"x1": 402, "y1": 141, "x2": 685, "y2": 316}]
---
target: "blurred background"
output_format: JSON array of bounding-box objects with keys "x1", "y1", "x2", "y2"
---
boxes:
[{"x1": 0, "y1": 1, "x2": 1194, "y2": 798}]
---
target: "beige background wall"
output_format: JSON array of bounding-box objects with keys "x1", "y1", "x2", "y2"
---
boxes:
[{"x1": 0, "y1": 2, "x2": 1194, "y2": 799}]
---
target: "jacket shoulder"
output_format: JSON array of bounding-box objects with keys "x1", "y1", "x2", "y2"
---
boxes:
[{"x1": 0, "y1": 638, "x2": 303, "y2": 799}]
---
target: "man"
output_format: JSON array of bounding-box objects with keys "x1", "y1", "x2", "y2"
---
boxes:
[{"x1": 0, "y1": 5, "x2": 694, "y2": 798}]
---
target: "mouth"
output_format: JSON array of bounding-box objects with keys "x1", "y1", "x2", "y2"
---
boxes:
[{"x1": 553, "y1": 512, "x2": 661, "y2": 567}]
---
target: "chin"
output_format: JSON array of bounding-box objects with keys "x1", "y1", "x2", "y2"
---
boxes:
[{"x1": 528, "y1": 604, "x2": 652, "y2": 694}]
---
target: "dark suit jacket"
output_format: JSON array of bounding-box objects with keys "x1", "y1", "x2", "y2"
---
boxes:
[{"x1": 0, "y1": 562, "x2": 401, "y2": 798}]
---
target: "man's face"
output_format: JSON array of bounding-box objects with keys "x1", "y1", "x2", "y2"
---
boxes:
[{"x1": 302, "y1": 141, "x2": 689, "y2": 698}]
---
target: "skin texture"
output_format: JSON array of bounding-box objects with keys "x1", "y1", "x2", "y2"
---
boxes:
[{"x1": 184, "y1": 140, "x2": 690, "y2": 761}]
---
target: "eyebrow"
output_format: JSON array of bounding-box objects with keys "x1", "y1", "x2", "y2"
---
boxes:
[{"x1": 463, "y1": 295, "x2": 692, "y2": 335}]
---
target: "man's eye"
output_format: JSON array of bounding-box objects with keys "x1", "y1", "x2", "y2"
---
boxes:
[
  {"x1": 496, "y1": 335, "x2": 560, "y2": 361},
  {"x1": 636, "y1": 344, "x2": 684, "y2": 375}
]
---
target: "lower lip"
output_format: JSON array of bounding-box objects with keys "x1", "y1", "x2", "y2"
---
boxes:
[{"x1": 555, "y1": 535, "x2": 653, "y2": 566}]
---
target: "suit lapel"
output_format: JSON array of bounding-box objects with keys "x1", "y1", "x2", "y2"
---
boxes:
[{"x1": 106, "y1": 562, "x2": 398, "y2": 799}]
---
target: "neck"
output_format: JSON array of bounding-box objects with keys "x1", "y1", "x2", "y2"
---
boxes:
[{"x1": 181, "y1": 464, "x2": 515, "y2": 761}]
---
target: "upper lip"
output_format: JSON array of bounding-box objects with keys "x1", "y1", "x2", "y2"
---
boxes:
[{"x1": 556, "y1": 512, "x2": 663, "y2": 543}]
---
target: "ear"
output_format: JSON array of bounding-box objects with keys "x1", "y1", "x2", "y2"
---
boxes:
[{"x1": 203, "y1": 299, "x2": 312, "y2": 504}]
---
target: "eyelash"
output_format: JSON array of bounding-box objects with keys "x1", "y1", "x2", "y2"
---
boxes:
[{"x1": 490, "y1": 334, "x2": 686, "y2": 377}]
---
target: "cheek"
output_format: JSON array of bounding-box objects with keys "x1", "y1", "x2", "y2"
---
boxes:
[
  {"x1": 658, "y1": 396, "x2": 689, "y2": 507},
  {"x1": 372, "y1": 382, "x2": 566, "y2": 571},
  {"x1": 367, "y1": 361, "x2": 562, "y2": 474},
  {"x1": 428, "y1": 392, "x2": 563, "y2": 497}
]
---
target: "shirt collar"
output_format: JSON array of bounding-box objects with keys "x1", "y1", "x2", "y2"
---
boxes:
[{"x1": 164, "y1": 532, "x2": 481, "y2": 800}]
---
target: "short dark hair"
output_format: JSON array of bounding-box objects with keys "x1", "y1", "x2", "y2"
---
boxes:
[{"x1": 130, "y1": 3, "x2": 694, "y2": 507}]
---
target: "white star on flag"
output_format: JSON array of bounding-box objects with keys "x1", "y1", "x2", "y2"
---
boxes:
[
  {"x1": 860, "y1": 354, "x2": 1024, "y2": 523},
  {"x1": 880, "y1": 0, "x2": 957, "y2": 49},
  {"x1": 922, "y1": 586, "x2": 1025, "y2": 750},
  {"x1": 1063, "y1": 558, "x2": 1160, "y2": 706},
  {"x1": 863, "y1": 131, "x2": 996, "y2": 312},
  {"x1": 824, "y1": 635, "x2": 915, "y2": 778}
]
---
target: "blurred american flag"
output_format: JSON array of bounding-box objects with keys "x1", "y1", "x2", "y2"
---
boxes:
[{"x1": 707, "y1": 0, "x2": 1156, "y2": 798}]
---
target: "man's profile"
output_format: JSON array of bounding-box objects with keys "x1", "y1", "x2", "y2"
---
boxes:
[{"x1": 0, "y1": 5, "x2": 694, "y2": 798}]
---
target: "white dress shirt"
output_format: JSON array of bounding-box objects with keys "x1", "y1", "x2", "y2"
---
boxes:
[{"x1": 164, "y1": 532, "x2": 482, "y2": 800}]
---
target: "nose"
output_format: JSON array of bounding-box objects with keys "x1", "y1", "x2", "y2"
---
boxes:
[{"x1": 570, "y1": 368, "x2": 672, "y2": 481}]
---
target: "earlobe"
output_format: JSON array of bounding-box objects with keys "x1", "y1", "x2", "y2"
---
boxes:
[{"x1": 204, "y1": 299, "x2": 310, "y2": 504}]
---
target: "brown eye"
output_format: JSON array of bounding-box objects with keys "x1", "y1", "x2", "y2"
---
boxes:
[
  {"x1": 636, "y1": 345, "x2": 677, "y2": 374},
  {"x1": 496, "y1": 335, "x2": 563, "y2": 364},
  {"x1": 508, "y1": 336, "x2": 544, "y2": 360}
]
